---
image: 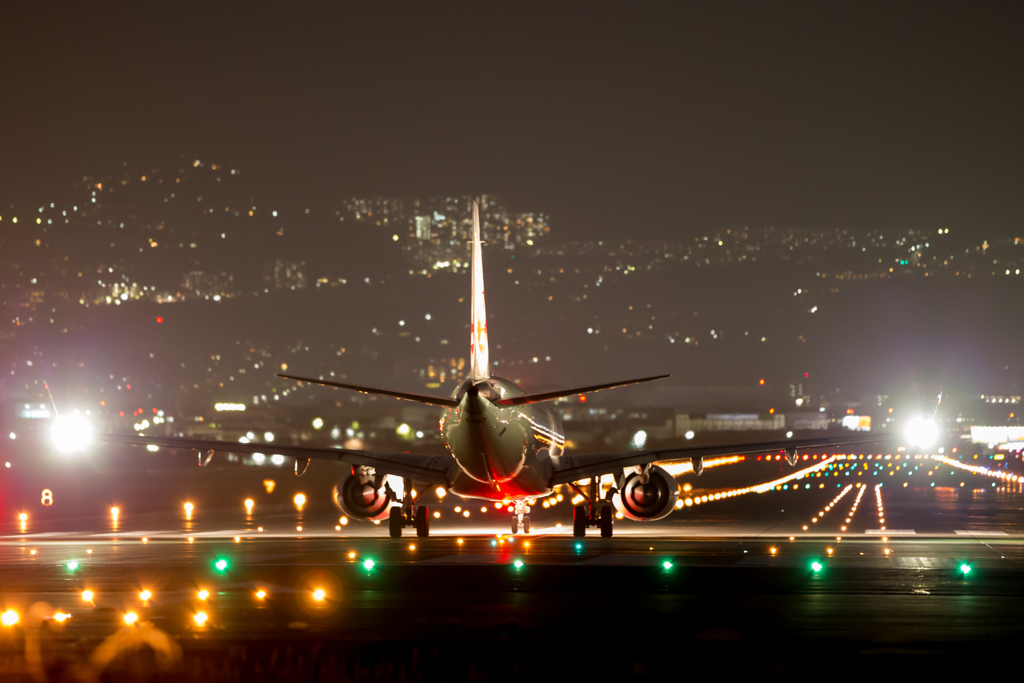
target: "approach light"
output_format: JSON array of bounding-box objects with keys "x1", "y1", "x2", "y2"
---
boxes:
[
  {"x1": 51, "y1": 413, "x2": 93, "y2": 453},
  {"x1": 905, "y1": 417, "x2": 939, "y2": 449},
  {"x1": 214, "y1": 558, "x2": 229, "y2": 572},
  {"x1": 960, "y1": 563, "x2": 972, "y2": 575}
]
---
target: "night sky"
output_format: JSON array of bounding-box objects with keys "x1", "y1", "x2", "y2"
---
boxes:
[{"x1": 3, "y1": 1, "x2": 1022, "y2": 240}]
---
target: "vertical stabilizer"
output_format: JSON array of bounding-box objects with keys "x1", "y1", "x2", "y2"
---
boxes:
[{"x1": 470, "y1": 201, "x2": 490, "y2": 379}]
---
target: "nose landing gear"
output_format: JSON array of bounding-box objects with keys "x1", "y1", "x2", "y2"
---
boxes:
[{"x1": 510, "y1": 499, "x2": 531, "y2": 534}]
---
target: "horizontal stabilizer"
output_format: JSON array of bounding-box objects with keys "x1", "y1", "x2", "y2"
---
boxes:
[
  {"x1": 278, "y1": 373, "x2": 459, "y2": 407},
  {"x1": 494, "y1": 374, "x2": 670, "y2": 406}
]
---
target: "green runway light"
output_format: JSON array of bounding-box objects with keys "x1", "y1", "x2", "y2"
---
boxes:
[
  {"x1": 575, "y1": 543, "x2": 582, "y2": 550},
  {"x1": 66, "y1": 561, "x2": 79, "y2": 571},
  {"x1": 960, "y1": 563, "x2": 972, "y2": 575},
  {"x1": 513, "y1": 559, "x2": 524, "y2": 569},
  {"x1": 363, "y1": 558, "x2": 375, "y2": 570},
  {"x1": 491, "y1": 540, "x2": 497, "y2": 547},
  {"x1": 214, "y1": 558, "x2": 229, "y2": 572},
  {"x1": 662, "y1": 561, "x2": 673, "y2": 570},
  {"x1": 811, "y1": 561, "x2": 823, "y2": 572}
]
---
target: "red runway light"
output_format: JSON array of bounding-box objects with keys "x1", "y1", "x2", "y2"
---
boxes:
[
  {"x1": 759, "y1": 378, "x2": 765, "y2": 385},
  {"x1": 156, "y1": 316, "x2": 164, "y2": 324}
]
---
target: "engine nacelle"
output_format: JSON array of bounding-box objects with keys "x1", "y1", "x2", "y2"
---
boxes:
[
  {"x1": 785, "y1": 449, "x2": 799, "y2": 466},
  {"x1": 612, "y1": 465, "x2": 679, "y2": 521},
  {"x1": 332, "y1": 466, "x2": 395, "y2": 522}
]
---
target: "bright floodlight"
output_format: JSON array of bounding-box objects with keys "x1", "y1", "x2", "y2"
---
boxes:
[
  {"x1": 905, "y1": 417, "x2": 939, "y2": 449},
  {"x1": 51, "y1": 413, "x2": 93, "y2": 453},
  {"x1": 631, "y1": 430, "x2": 648, "y2": 450}
]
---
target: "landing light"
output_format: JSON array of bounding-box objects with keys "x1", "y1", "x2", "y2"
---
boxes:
[
  {"x1": 51, "y1": 413, "x2": 93, "y2": 453},
  {"x1": 905, "y1": 417, "x2": 939, "y2": 449}
]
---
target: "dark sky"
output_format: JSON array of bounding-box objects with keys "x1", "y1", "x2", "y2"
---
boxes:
[{"x1": 2, "y1": 1, "x2": 1022, "y2": 240}]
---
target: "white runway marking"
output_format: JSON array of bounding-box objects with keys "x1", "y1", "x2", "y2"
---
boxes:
[
  {"x1": 865, "y1": 529, "x2": 915, "y2": 535},
  {"x1": 954, "y1": 530, "x2": 1009, "y2": 536}
]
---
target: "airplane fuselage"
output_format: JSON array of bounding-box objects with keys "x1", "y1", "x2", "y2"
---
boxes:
[{"x1": 440, "y1": 376, "x2": 564, "y2": 501}]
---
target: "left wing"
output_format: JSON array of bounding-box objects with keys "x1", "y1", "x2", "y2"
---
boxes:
[
  {"x1": 99, "y1": 433, "x2": 453, "y2": 486},
  {"x1": 551, "y1": 432, "x2": 899, "y2": 485}
]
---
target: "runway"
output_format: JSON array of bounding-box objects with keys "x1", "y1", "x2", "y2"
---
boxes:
[{"x1": 0, "y1": 456, "x2": 1022, "y2": 679}]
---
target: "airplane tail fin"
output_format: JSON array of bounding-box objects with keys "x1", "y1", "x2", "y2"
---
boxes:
[{"x1": 470, "y1": 200, "x2": 490, "y2": 380}]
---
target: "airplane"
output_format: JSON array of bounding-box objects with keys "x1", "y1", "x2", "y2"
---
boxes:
[{"x1": 104, "y1": 201, "x2": 894, "y2": 538}]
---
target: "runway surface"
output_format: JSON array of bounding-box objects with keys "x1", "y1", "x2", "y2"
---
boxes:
[{"x1": 0, "y1": 455, "x2": 1021, "y2": 679}]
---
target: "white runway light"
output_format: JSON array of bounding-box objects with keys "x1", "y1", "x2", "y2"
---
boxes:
[
  {"x1": 905, "y1": 417, "x2": 938, "y2": 449},
  {"x1": 51, "y1": 413, "x2": 93, "y2": 453}
]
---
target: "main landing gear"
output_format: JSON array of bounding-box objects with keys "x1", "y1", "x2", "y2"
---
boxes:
[
  {"x1": 389, "y1": 478, "x2": 430, "y2": 538},
  {"x1": 572, "y1": 477, "x2": 614, "y2": 538},
  {"x1": 510, "y1": 500, "x2": 531, "y2": 534}
]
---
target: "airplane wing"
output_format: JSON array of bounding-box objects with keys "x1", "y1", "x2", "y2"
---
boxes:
[
  {"x1": 99, "y1": 433, "x2": 453, "y2": 486},
  {"x1": 550, "y1": 432, "x2": 900, "y2": 485}
]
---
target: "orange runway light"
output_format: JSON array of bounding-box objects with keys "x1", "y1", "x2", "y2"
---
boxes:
[
  {"x1": 255, "y1": 590, "x2": 267, "y2": 600},
  {"x1": 139, "y1": 590, "x2": 152, "y2": 602},
  {"x1": 197, "y1": 589, "x2": 209, "y2": 601},
  {"x1": 123, "y1": 611, "x2": 138, "y2": 625},
  {"x1": 312, "y1": 589, "x2": 326, "y2": 602}
]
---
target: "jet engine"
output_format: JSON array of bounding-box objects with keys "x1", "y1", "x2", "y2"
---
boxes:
[
  {"x1": 612, "y1": 465, "x2": 679, "y2": 521},
  {"x1": 332, "y1": 466, "x2": 395, "y2": 522}
]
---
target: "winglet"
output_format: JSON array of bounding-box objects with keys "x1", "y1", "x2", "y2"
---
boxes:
[{"x1": 470, "y1": 200, "x2": 490, "y2": 380}]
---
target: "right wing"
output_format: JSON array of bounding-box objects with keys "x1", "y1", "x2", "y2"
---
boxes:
[
  {"x1": 99, "y1": 433, "x2": 453, "y2": 486},
  {"x1": 551, "y1": 432, "x2": 899, "y2": 485},
  {"x1": 277, "y1": 374, "x2": 459, "y2": 407}
]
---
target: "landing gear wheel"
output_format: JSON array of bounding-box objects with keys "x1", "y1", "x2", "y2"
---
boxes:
[
  {"x1": 415, "y1": 506, "x2": 430, "y2": 537},
  {"x1": 389, "y1": 506, "x2": 403, "y2": 539},
  {"x1": 599, "y1": 505, "x2": 613, "y2": 538},
  {"x1": 511, "y1": 516, "x2": 520, "y2": 534},
  {"x1": 523, "y1": 516, "x2": 531, "y2": 534},
  {"x1": 572, "y1": 505, "x2": 588, "y2": 538}
]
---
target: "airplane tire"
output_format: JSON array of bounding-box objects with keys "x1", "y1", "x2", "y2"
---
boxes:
[
  {"x1": 511, "y1": 517, "x2": 520, "y2": 534},
  {"x1": 389, "y1": 506, "x2": 403, "y2": 538},
  {"x1": 572, "y1": 506, "x2": 588, "y2": 538},
  {"x1": 415, "y1": 506, "x2": 430, "y2": 537},
  {"x1": 523, "y1": 516, "x2": 531, "y2": 534},
  {"x1": 599, "y1": 505, "x2": 613, "y2": 538}
]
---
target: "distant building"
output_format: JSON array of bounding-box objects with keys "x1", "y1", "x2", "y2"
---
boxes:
[
  {"x1": 268, "y1": 259, "x2": 306, "y2": 290},
  {"x1": 182, "y1": 271, "x2": 237, "y2": 300},
  {"x1": 414, "y1": 215, "x2": 432, "y2": 240}
]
